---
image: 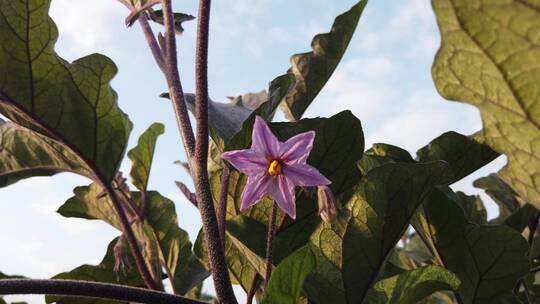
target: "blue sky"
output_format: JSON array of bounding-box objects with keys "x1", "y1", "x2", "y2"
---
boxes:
[{"x1": 0, "y1": 0, "x2": 506, "y2": 302}]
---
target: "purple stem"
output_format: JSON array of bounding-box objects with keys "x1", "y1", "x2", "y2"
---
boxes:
[
  {"x1": 161, "y1": 0, "x2": 197, "y2": 158},
  {"x1": 138, "y1": 16, "x2": 166, "y2": 72},
  {"x1": 265, "y1": 203, "x2": 278, "y2": 284},
  {"x1": 218, "y1": 166, "x2": 230, "y2": 245},
  {"x1": 192, "y1": 0, "x2": 237, "y2": 302},
  {"x1": 0, "y1": 279, "x2": 206, "y2": 304}
]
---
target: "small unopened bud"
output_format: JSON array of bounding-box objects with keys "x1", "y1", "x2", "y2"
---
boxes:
[{"x1": 317, "y1": 185, "x2": 337, "y2": 223}]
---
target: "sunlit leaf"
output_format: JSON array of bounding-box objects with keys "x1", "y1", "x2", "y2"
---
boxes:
[
  {"x1": 305, "y1": 161, "x2": 449, "y2": 303},
  {"x1": 127, "y1": 123, "x2": 165, "y2": 192},
  {"x1": 0, "y1": 0, "x2": 132, "y2": 182},
  {"x1": 432, "y1": 0, "x2": 540, "y2": 205},
  {"x1": 0, "y1": 121, "x2": 91, "y2": 188},
  {"x1": 58, "y1": 186, "x2": 207, "y2": 294}
]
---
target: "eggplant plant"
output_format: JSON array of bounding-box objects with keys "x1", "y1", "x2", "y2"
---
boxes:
[{"x1": 0, "y1": 0, "x2": 539, "y2": 303}]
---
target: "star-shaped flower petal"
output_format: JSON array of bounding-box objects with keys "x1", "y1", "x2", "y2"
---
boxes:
[{"x1": 221, "y1": 116, "x2": 331, "y2": 219}]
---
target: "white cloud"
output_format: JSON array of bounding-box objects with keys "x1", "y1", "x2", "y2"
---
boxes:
[
  {"x1": 305, "y1": 56, "x2": 398, "y2": 120},
  {"x1": 389, "y1": 0, "x2": 434, "y2": 35},
  {"x1": 355, "y1": 0, "x2": 439, "y2": 57},
  {"x1": 49, "y1": 0, "x2": 125, "y2": 57}
]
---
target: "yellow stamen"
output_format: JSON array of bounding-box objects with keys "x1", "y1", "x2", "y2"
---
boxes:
[{"x1": 267, "y1": 160, "x2": 282, "y2": 177}]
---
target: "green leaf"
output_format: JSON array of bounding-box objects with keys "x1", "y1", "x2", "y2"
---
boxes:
[
  {"x1": 149, "y1": 9, "x2": 195, "y2": 34},
  {"x1": 503, "y1": 204, "x2": 538, "y2": 233},
  {"x1": 193, "y1": 228, "x2": 259, "y2": 293},
  {"x1": 474, "y1": 173, "x2": 522, "y2": 222},
  {"x1": 369, "y1": 143, "x2": 415, "y2": 163},
  {"x1": 431, "y1": 0, "x2": 540, "y2": 205},
  {"x1": 305, "y1": 161, "x2": 449, "y2": 303},
  {"x1": 364, "y1": 266, "x2": 460, "y2": 304},
  {"x1": 412, "y1": 187, "x2": 530, "y2": 303},
  {"x1": 454, "y1": 191, "x2": 487, "y2": 225},
  {"x1": 416, "y1": 131, "x2": 499, "y2": 184},
  {"x1": 271, "y1": 110, "x2": 364, "y2": 197},
  {"x1": 261, "y1": 246, "x2": 316, "y2": 304},
  {"x1": 0, "y1": 0, "x2": 132, "y2": 182},
  {"x1": 46, "y1": 237, "x2": 144, "y2": 304},
  {"x1": 404, "y1": 233, "x2": 435, "y2": 265},
  {"x1": 474, "y1": 173, "x2": 537, "y2": 231},
  {"x1": 0, "y1": 271, "x2": 24, "y2": 279},
  {"x1": 58, "y1": 186, "x2": 207, "y2": 294},
  {"x1": 279, "y1": 0, "x2": 368, "y2": 121},
  {"x1": 127, "y1": 123, "x2": 165, "y2": 192},
  {"x1": 0, "y1": 121, "x2": 91, "y2": 187},
  {"x1": 226, "y1": 73, "x2": 296, "y2": 150}
]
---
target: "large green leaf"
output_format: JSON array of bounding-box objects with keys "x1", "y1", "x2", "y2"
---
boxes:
[
  {"x1": 0, "y1": 0, "x2": 132, "y2": 182},
  {"x1": 364, "y1": 266, "x2": 460, "y2": 304},
  {"x1": 127, "y1": 123, "x2": 165, "y2": 192},
  {"x1": 0, "y1": 121, "x2": 91, "y2": 187},
  {"x1": 58, "y1": 185, "x2": 207, "y2": 294},
  {"x1": 46, "y1": 237, "x2": 143, "y2": 304},
  {"x1": 413, "y1": 187, "x2": 530, "y2": 303},
  {"x1": 261, "y1": 246, "x2": 316, "y2": 304},
  {"x1": 431, "y1": 0, "x2": 540, "y2": 205},
  {"x1": 416, "y1": 131, "x2": 499, "y2": 184},
  {"x1": 279, "y1": 0, "x2": 368, "y2": 121},
  {"x1": 304, "y1": 161, "x2": 449, "y2": 303}
]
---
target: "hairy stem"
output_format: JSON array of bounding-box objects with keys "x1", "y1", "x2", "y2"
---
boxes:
[
  {"x1": 0, "y1": 279, "x2": 206, "y2": 304},
  {"x1": 265, "y1": 203, "x2": 278, "y2": 284},
  {"x1": 192, "y1": 0, "x2": 237, "y2": 302},
  {"x1": 218, "y1": 166, "x2": 230, "y2": 245},
  {"x1": 161, "y1": 0, "x2": 196, "y2": 158},
  {"x1": 102, "y1": 183, "x2": 160, "y2": 290},
  {"x1": 138, "y1": 16, "x2": 165, "y2": 72}
]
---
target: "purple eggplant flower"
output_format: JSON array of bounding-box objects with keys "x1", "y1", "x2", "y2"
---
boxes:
[{"x1": 221, "y1": 116, "x2": 331, "y2": 219}]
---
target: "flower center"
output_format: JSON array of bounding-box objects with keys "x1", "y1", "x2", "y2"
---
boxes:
[{"x1": 267, "y1": 159, "x2": 282, "y2": 177}]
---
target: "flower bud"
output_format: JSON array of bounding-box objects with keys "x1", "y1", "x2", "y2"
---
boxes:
[{"x1": 317, "y1": 185, "x2": 337, "y2": 223}]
